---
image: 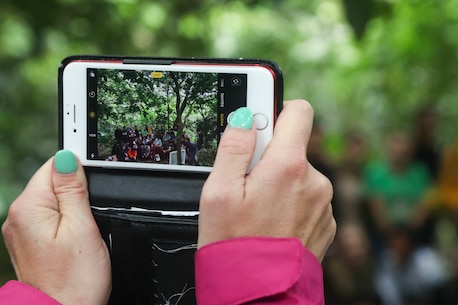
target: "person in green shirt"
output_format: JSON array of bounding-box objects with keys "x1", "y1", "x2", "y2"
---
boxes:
[{"x1": 364, "y1": 131, "x2": 431, "y2": 241}]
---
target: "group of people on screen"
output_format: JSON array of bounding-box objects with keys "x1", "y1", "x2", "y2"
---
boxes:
[{"x1": 109, "y1": 125, "x2": 199, "y2": 165}]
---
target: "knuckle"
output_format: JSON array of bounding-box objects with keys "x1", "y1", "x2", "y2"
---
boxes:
[
  {"x1": 200, "y1": 181, "x2": 231, "y2": 207},
  {"x1": 324, "y1": 178, "x2": 334, "y2": 202},
  {"x1": 313, "y1": 171, "x2": 334, "y2": 203},
  {"x1": 1, "y1": 221, "x2": 10, "y2": 240},
  {"x1": 2, "y1": 199, "x2": 23, "y2": 239},
  {"x1": 218, "y1": 133, "x2": 253, "y2": 157},
  {"x1": 54, "y1": 176, "x2": 87, "y2": 198},
  {"x1": 200, "y1": 188, "x2": 218, "y2": 205},
  {"x1": 274, "y1": 153, "x2": 309, "y2": 180},
  {"x1": 5, "y1": 200, "x2": 21, "y2": 225}
]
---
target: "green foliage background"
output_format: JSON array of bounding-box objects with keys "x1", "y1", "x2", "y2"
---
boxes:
[{"x1": 1, "y1": 0, "x2": 458, "y2": 283}]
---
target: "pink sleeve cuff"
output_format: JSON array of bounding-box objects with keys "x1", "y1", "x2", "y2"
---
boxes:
[
  {"x1": 195, "y1": 237, "x2": 324, "y2": 305},
  {"x1": 0, "y1": 280, "x2": 61, "y2": 305}
]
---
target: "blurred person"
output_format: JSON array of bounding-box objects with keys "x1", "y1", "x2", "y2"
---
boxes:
[
  {"x1": 153, "y1": 136, "x2": 162, "y2": 148},
  {"x1": 433, "y1": 139, "x2": 458, "y2": 258},
  {"x1": 307, "y1": 119, "x2": 339, "y2": 221},
  {"x1": 114, "y1": 125, "x2": 123, "y2": 142},
  {"x1": 136, "y1": 143, "x2": 145, "y2": 161},
  {"x1": 432, "y1": 245, "x2": 458, "y2": 305},
  {"x1": 334, "y1": 131, "x2": 368, "y2": 224},
  {"x1": 307, "y1": 119, "x2": 336, "y2": 183},
  {"x1": 150, "y1": 141, "x2": 166, "y2": 162},
  {"x1": 375, "y1": 227, "x2": 448, "y2": 305},
  {"x1": 110, "y1": 140, "x2": 121, "y2": 158},
  {"x1": 147, "y1": 125, "x2": 154, "y2": 137},
  {"x1": 162, "y1": 129, "x2": 173, "y2": 143},
  {"x1": 409, "y1": 105, "x2": 444, "y2": 247},
  {"x1": 127, "y1": 144, "x2": 138, "y2": 161},
  {"x1": 128, "y1": 126, "x2": 136, "y2": 143},
  {"x1": 324, "y1": 222, "x2": 380, "y2": 305},
  {"x1": 121, "y1": 125, "x2": 129, "y2": 143},
  {"x1": 141, "y1": 143, "x2": 150, "y2": 160},
  {"x1": 162, "y1": 140, "x2": 173, "y2": 162},
  {"x1": 182, "y1": 136, "x2": 198, "y2": 165},
  {"x1": 423, "y1": 138, "x2": 458, "y2": 222},
  {"x1": 141, "y1": 126, "x2": 148, "y2": 137},
  {"x1": 0, "y1": 101, "x2": 336, "y2": 305},
  {"x1": 413, "y1": 105, "x2": 441, "y2": 179},
  {"x1": 116, "y1": 144, "x2": 128, "y2": 161},
  {"x1": 412, "y1": 137, "x2": 458, "y2": 267},
  {"x1": 134, "y1": 126, "x2": 140, "y2": 138},
  {"x1": 435, "y1": 138, "x2": 458, "y2": 222},
  {"x1": 363, "y1": 131, "x2": 432, "y2": 250}
]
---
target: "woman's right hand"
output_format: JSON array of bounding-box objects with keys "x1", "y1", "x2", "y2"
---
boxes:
[{"x1": 198, "y1": 99, "x2": 336, "y2": 262}]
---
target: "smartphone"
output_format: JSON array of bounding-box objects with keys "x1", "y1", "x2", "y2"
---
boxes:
[{"x1": 59, "y1": 56, "x2": 283, "y2": 173}]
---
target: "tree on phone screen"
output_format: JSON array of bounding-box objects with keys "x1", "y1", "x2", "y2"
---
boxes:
[{"x1": 96, "y1": 69, "x2": 217, "y2": 165}]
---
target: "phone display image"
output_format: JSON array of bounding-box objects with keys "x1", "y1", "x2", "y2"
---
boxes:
[
  {"x1": 61, "y1": 57, "x2": 280, "y2": 173},
  {"x1": 88, "y1": 69, "x2": 246, "y2": 168}
]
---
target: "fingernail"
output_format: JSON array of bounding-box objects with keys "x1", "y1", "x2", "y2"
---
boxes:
[
  {"x1": 54, "y1": 150, "x2": 78, "y2": 174},
  {"x1": 228, "y1": 107, "x2": 253, "y2": 130}
]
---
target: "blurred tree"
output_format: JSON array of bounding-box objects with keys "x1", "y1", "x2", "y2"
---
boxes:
[{"x1": 342, "y1": 0, "x2": 375, "y2": 39}]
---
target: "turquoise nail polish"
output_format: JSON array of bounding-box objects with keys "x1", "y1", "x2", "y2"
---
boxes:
[
  {"x1": 54, "y1": 150, "x2": 78, "y2": 174},
  {"x1": 229, "y1": 107, "x2": 253, "y2": 130}
]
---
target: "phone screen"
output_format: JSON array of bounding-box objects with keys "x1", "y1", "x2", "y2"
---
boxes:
[{"x1": 86, "y1": 68, "x2": 247, "y2": 167}]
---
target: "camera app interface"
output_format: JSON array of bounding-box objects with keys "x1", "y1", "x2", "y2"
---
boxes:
[{"x1": 87, "y1": 68, "x2": 247, "y2": 167}]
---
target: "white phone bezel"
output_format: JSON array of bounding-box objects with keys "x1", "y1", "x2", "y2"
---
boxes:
[{"x1": 62, "y1": 60, "x2": 276, "y2": 173}]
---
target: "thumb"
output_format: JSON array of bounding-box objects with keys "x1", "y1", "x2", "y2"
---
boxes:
[
  {"x1": 52, "y1": 150, "x2": 94, "y2": 225},
  {"x1": 209, "y1": 107, "x2": 256, "y2": 186}
]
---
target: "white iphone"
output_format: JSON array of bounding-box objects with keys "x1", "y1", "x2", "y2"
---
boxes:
[{"x1": 59, "y1": 56, "x2": 283, "y2": 173}]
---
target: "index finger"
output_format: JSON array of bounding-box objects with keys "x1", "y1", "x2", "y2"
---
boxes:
[{"x1": 261, "y1": 99, "x2": 314, "y2": 162}]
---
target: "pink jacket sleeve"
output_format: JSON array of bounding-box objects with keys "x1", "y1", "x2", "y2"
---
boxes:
[
  {"x1": 195, "y1": 237, "x2": 324, "y2": 305},
  {"x1": 0, "y1": 280, "x2": 61, "y2": 305}
]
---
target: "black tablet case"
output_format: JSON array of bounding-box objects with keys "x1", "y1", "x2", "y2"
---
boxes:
[
  {"x1": 58, "y1": 56, "x2": 283, "y2": 305},
  {"x1": 88, "y1": 168, "x2": 204, "y2": 305}
]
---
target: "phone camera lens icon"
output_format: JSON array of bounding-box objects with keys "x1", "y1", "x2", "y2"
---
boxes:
[
  {"x1": 89, "y1": 71, "x2": 96, "y2": 78},
  {"x1": 231, "y1": 77, "x2": 242, "y2": 86},
  {"x1": 88, "y1": 91, "x2": 96, "y2": 98}
]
